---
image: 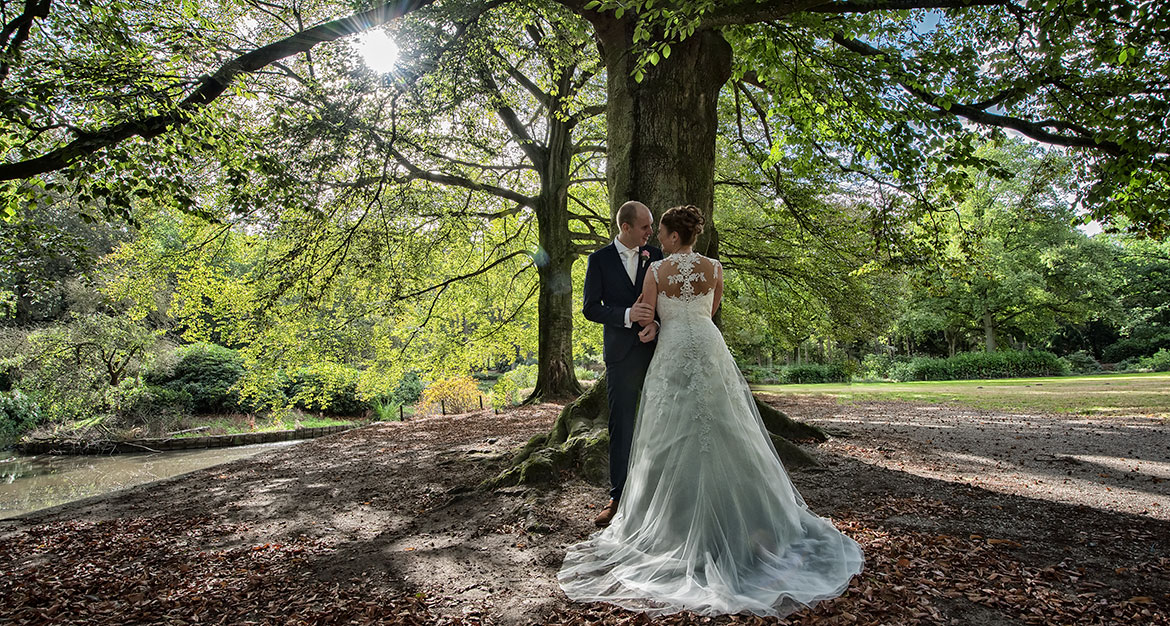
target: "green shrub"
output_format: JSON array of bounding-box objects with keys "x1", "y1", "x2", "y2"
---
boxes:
[
  {"x1": 574, "y1": 366, "x2": 600, "y2": 382},
  {"x1": 1103, "y1": 332, "x2": 1170, "y2": 363},
  {"x1": 287, "y1": 363, "x2": 368, "y2": 416},
  {"x1": 1063, "y1": 350, "x2": 1100, "y2": 374},
  {"x1": 20, "y1": 313, "x2": 161, "y2": 425},
  {"x1": 391, "y1": 370, "x2": 425, "y2": 405},
  {"x1": 0, "y1": 357, "x2": 18, "y2": 392},
  {"x1": 1137, "y1": 349, "x2": 1170, "y2": 372},
  {"x1": 0, "y1": 390, "x2": 42, "y2": 445},
  {"x1": 740, "y1": 364, "x2": 781, "y2": 384},
  {"x1": 491, "y1": 375, "x2": 519, "y2": 410},
  {"x1": 1115, "y1": 357, "x2": 1141, "y2": 372},
  {"x1": 147, "y1": 342, "x2": 245, "y2": 413},
  {"x1": 370, "y1": 396, "x2": 400, "y2": 422},
  {"x1": 779, "y1": 363, "x2": 852, "y2": 384},
  {"x1": 417, "y1": 376, "x2": 482, "y2": 415},
  {"x1": 501, "y1": 363, "x2": 538, "y2": 389},
  {"x1": 860, "y1": 354, "x2": 909, "y2": 380},
  {"x1": 888, "y1": 350, "x2": 1069, "y2": 381}
]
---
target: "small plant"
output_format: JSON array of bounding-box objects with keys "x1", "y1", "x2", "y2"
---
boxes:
[
  {"x1": 371, "y1": 396, "x2": 400, "y2": 422},
  {"x1": 417, "y1": 376, "x2": 482, "y2": 415}
]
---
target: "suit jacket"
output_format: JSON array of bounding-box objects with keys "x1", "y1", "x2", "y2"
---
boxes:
[{"x1": 583, "y1": 242, "x2": 664, "y2": 364}]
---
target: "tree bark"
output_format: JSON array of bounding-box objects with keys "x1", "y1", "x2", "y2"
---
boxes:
[
  {"x1": 528, "y1": 108, "x2": 583, "y2": 401},
  {"x1": 982, "y1": 306, "x2": 997, "y2": 352},
  {"x1": 593, "y1": 18, "x2": 731, "y2": 252}
]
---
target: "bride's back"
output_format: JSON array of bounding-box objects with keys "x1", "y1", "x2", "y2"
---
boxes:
[{"x1": 652, "y1": 252, "x2": 721, "y2": 320}]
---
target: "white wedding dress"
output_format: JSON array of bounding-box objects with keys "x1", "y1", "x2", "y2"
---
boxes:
[{"x1": 559, "y1": 252, "x2": 864, "y2": 617}]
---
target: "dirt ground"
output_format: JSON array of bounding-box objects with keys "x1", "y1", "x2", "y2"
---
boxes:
[{"x1": 1, "y1": 397, "x2": 1168, "y2": 625}]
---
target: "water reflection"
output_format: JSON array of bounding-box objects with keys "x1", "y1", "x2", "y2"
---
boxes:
[{"x1": 0, "y1": 441, "x2": 300, "y2": 519}]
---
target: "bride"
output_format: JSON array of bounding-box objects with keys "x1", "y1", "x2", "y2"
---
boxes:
[{"x1": 558, "y1": 204, "x2": 864, "y2": 618}]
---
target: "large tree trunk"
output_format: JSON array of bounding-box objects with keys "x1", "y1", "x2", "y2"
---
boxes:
[
  {"x1": 597, "y1": 20, "x2": 728, "y2": 253},
  {"x1": 490, "y1": 20, "x2": 827, "y2": 488},
  {"x1": 528, "y1": 100, "x2": 583, "y2": 402}
]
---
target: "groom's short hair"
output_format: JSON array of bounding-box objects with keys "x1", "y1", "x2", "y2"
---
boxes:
[{"x1": 616, "y1": 201, "x2": 648, "y2": 230}]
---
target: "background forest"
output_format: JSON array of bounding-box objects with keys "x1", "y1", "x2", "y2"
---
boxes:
[{"x1": 2, "y1": 0, "x2": 1169, "y2": 446}]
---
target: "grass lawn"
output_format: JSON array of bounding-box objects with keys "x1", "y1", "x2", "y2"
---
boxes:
[{"x1": 751, "y1": 371, "x2": 1170, "y2": 416}]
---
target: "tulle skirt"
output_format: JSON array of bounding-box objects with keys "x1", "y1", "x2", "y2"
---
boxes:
[{"x1": 558, "y1": 311, "x2": 864, "y2": 617}]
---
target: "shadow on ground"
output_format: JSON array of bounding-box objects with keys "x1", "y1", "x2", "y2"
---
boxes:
[{"x1": 2, "y1": 400, "x2": 1168, "y2": 625}]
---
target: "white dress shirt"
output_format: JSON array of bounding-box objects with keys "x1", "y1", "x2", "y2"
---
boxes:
[{"x1": 614, "y1": 237, "x2": 639, "y2": 327}]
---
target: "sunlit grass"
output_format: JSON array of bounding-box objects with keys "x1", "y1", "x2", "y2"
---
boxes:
[{"x1": 751, "y1": 372, "x2": 1170, "y2": 416}]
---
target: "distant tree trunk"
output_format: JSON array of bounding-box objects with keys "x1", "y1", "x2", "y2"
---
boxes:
[
  {"x1": 489, "y1": 19, "x2": 828, "y2": 488},
  {"x1": 527, "y1": 95, "x2": 582, "y2": 402},
  {"x1": 982, "y1": 306, "x2": 998, "y2": 352}
]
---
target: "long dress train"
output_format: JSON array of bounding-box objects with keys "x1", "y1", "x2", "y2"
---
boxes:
[{"x1": 558, "y1": 252, "x2": 864, "y2": 617}]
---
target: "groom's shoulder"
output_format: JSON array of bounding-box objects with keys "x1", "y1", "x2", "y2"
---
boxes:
[{"x1": 589, "y1": 242, "x2": 616, "y2": 260}]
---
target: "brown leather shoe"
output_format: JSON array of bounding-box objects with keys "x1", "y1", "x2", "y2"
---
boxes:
[{"x1": 594, "y1": 499, "x2": 618, "y2": 527}]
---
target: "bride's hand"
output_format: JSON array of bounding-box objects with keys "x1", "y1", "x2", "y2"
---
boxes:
[{"x1": 638, "y1": 322, "x2": 658, "y2": 343}]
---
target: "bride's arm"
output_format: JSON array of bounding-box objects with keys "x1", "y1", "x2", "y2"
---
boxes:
[
  {"x1": 637, "y1": 264, "x2": 660, "y2": 342},
  {"x1": 712, "y1": 259, "x2": 723, "y2": 317}
]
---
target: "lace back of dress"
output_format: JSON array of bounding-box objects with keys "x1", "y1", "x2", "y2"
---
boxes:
[{"x1": 653, "y1": 253, "x2": 720, "y2": 302}]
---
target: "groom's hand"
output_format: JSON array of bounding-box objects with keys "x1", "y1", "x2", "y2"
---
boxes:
[{"x1": 631, "y1": 293, "x2": 654, "y2": 325}]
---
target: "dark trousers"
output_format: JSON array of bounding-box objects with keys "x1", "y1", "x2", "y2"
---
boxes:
[{"x1": 605, "y1": 343, "x2": 655, "y2": 503}]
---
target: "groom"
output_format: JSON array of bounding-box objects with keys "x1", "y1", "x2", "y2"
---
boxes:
[{"x1": 582, "y1": 200, "x2": 663, "y2": 527}]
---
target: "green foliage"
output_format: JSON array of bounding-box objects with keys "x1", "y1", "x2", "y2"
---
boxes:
[
  {"x1": 287, "y1": 363, "x2": 368, "y2": 416},
  {"x1": 490, "y1": 363, "x2": 540, "y2": 409},
  {"x1": 780, "y1": 363, "x2": 853, "y2": 385},
  {"x1": 491, "y1": 376, "x2": 519, "y2": 410},
  {"x1": 895, "y1": 140, "x2": 1120, "y2": 353},
  {"x1": 1063, "y1": 350, "x2": 1101, "y2": 375},
  {"x1": 0, "y1": 356, "x2": 18, "y2": 392},
  {"x1": 739, "y1": 364, "x2": 781, "y2": 384},
  {"x1": 417, "y1": 376, "x2": 482, "y2": 415},
  {"x1": 0, "y1": 390, "x2": 43, "y2": 446},
  {"x1": 859, "y1": 354, "x2": 911, "y2": 381},
  {"x1": 1103, "y1": 332, "x2": 1170, "y2": 363},
  {"x1": 574, "y1": 366, "x2": 600, "y2": 382},
  {"x1": 371, "y1": 397, "x2": 400, "y2": 422},
  {"x1": 888, "y1": 350, "x2": 1069, "y2": 382},
  {"x1": 22, "y1": 312, "x2": 161, "y2": 424},
  {"x1": 1136, "y1": 349, "x2": 1170, "y2": 372},
  {"x1": 146, "y1": 342, "x2": 245, "y2": 414},
  {"x1": 390, "y1": 371, "x2": 426, "y2": 406}
]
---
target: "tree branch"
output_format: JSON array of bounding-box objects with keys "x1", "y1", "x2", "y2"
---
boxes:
[
  {"x1": 830, "y1": 33, "x2": 1130, "y2": 157},
  {"x1": 0, "y1": 0, "x2": 437, "y2": 181},
  {"x1": 701, "y1": 0, "x2": 1012, "y2": 28}
]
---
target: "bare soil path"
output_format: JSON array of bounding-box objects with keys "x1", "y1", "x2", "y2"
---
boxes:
[{"x1": 1, "y1": 398, "x2": 1168, "y2": 625}]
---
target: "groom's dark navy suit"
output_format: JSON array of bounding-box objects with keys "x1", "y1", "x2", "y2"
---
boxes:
[{"x1": 583, "y1": 241, "x2": 663, "y2": 503}]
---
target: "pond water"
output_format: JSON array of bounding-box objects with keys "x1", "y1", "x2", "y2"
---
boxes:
[{"x1": 0, "y1": 441, "x2": 300, "y2": 520}]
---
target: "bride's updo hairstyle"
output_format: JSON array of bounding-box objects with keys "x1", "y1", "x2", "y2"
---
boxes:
[{"x1": 661, "y1": 205, "x2": 705, "y2": 247}]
